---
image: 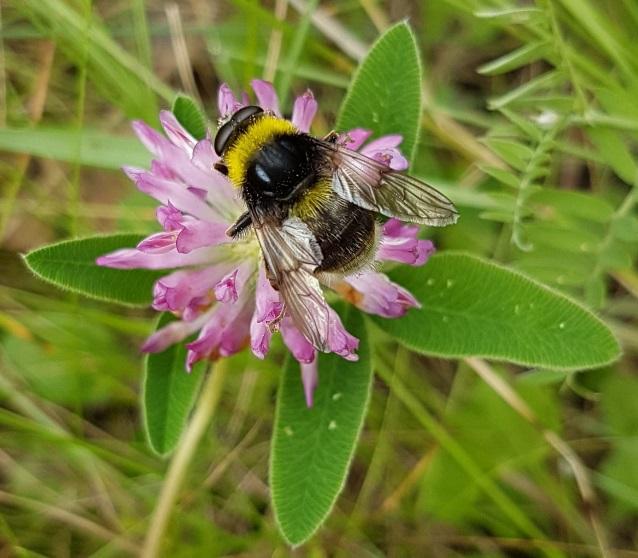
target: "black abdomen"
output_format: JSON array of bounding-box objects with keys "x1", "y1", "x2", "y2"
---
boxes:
[{"x1": 310, "y1": 197, "x2": 376, "y2": 273}]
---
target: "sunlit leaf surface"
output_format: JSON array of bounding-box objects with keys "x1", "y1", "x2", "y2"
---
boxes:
[
  {"x1": 377, "y1": 252, "x2": 621, "y2": 369},
  {"x1": 24, "y1": 235, "x2": 163, "y2": 306},
  {"x1": 271, "y1": 308, "x2": 372, "y2": 545},
  {"x1": 143, "y1": 313, "x2": 205, "y2": 456}
]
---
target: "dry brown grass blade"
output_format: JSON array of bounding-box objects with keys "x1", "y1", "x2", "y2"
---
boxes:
[
  {"x1": 0, "y1": 490, "x2": 140, "y2": 555},
  {"x1": 288, "y1": 0, "x2": 504, "y2": 170},
  {"x1": 263, "y1": 0, "x2": 288, "y2": 82},
  {"x1": 166, "y1": 2, "x2": 200, "y2": 103},
  {"x1": 465, "y1": 357, "x2": 612, "y2": 558},
  {"x1": 0, "y1": 40, "x2": 55, "y2": 242},
  {"x1": 380, "y1": 447, "x2": 436, "y2": 514}
]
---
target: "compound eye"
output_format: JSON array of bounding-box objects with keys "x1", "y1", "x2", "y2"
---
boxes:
[
  {"x1": 214, "y1": 120, "x2": 234, "y2": 156},
  {"x1": 232, "y1": 105, "x2": 263, "y2": 124}
]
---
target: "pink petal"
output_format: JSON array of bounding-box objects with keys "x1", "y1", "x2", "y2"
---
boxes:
[
  {"x1": 171, "y1": 160, "x2": 237, "y2": 211},
  {"x1": 136, "y1": 129, "x2": 234, "y2": 211},
  {"x1": 376, "y1": 237, "x2": 434, "y2": 266},
  {"x1": 160, "y1": 110, "x2": 197, "y2": 154},
  {"x1": 186, "y1": 299, "x2": 252, "y2": 370},
  {"x1": 325, "y1": 307, "x2": 359, "y2": 361},
  {"x1": 96, "y1": 246, "x2": 215, "y2": 269},
  {"x1": 361, "y1": 134, "x2": 403, "y2": 152},
  {"x1": 122, "y1": 166, "x2": 145, "y2": 182},
  {"x1": 375, "y1": 149, "x2": 409, "y2": 171},
  {"x1": 156, "y1": 202, "x2": 183, "y2": 231},
  {"x1": 133, "y1": 172, "x2": 220, "y2": 222},
  {"x1": 253, "y1": 265, "x2": 283, "y2": 323},
  {"x1": 131, "y1": 120, "x2": 173, "y2": 158},
  {"x1": 192, "y1": 137, "x2": 219, "y2": 171},
  {"x1": 341, "y1": 128, "x2": 372, "y2": 150},
  {"x1": 251, "y1": 79, "x2": 281, "y2": 115},
  {"x1": 249, "y1": 266, "x2": 283, "y2": 359},
  {"x1": 132, "y1": 113, "x2": 243, "y2": 219},
  {"x1": 136, "y1": 231, "x2": 177, "y2": 254},
  {"x1": 344, "y1": 271, "x2": 420, "y2": 318},
  {"x1": 291, "y1": 90, "x2": 317, "y2": 133},
  {"x1": 214, "y1": 268, "x2": 239, "y2": 303},
  {"x1": 250, "y1": 319, "x2": 271, "y2": 360},
  {"x1": 152, "y1": 265, "x2": 231, "y2": 313},
  {"x1": 149, "y1": 160, "x2": 177, "y2": 180},
  {"x1": 175, "y1": 220, "x2": 229, "y2": 253},
  {"x1": 187, "y1": 186, "x2": 207, "y2": 199},
  {"x1": 360, "y1": 135, "x2": 408, "y2": 171},
  {"x1": 218, "y1": 83, "x2": 241, "y2": 117},
  {"x1": 281, "y1": 317, "x2": 316, "y2": 364},
  {"x1": 214, "y1": 262, "x2": 254, "y2": 304},
  {"x1": 141, "y1": 311, "x2": 211, "y2": 353},
  {"x1": 377, "y1": 218, "x2": 435, "y2": 266},
  {"x1": 153, "y1": 270, "x2": 193, "y2": 312},
  {"x1": 360, "y1": 134, "x2": 408, "y2": 171},
  {"x1": 301, "y1": 359, "x2": 318, "y2": 408},
  {"x1": 382, "y1": 218, "x2": 416, "y2": 238}
]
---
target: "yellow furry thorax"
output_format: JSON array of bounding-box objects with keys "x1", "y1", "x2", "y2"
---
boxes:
[{"x1": 224, "y1": 114, "x2": 297, "y2": 187}]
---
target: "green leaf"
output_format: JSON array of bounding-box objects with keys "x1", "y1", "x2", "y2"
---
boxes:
[
  {"x1": 585, "y1": 275, "x2": 607, "y2": 309},
  {"x1": 474, "y1": 7, "x2": 543, "y2": 22},
  {"x1": 0, "y1": 127, "x2": 150, "y2": 169},
  {"x1": 515, "y1": 252, "x2": 594, "y2": 287},
  {"x1": 23, "y1": 235, "x2": 164, "y2": 306},
  {"x1": 484, "y1": 138, "x2": 533, "y2": 171},
  {"x1": 477, "y1": 42, "x2": 550, "y2": 76},
  {"x1": 525, "y1": 222, "x2": 601, "y2": 254},
  {"x1": 143, "y1": 313, "x2": 205, "y2": 456},
  {"x1": 1, "y1": 314, "x2": 134, "y2": 406},
  {"x1": 271, "y1": 307, "x2": 372, "y2": 546},
  {"x1": 479, "y1": 164, "x2": 520, "y2": 188},
  {"x1": 172, "y1": 95, "x2": 208, "y2": 140},
  {"x1": 602, "y1": 373, "x2": 638, "y2": 436},
  {"x1": 517, "y1": 369, "x2": 573, "y2": 386},
  {"x1": 588, "y1": 127, "x2": 638, "y2": 184},
  {"x1": 487, "y1": 70, "x2": 564, "y2": 110},
  {"x1": 599, "y1": 241, "x2": 633, "y2": 270},
  {"x1": 529, "y1": 188, "x2": 614, "y2": 223},
  {"x1": 612, "y1": 215, "x2": 638, "y2": 242},
  {"x1": 500, "y1": 108, "x2": 543, "y2": 141},
  {"x1": 556, "y1": 0, "x2": 632, "y2": 79},
  {"x1": 600, "y1": 374, "x2": 638, "y2": 517},
  {"x1": 374, "y1": 252, "x2": 620, "y2": 370},
  {"x1": 16, "y1": 0, "x2": 173, "y2": 121},
  {"x1": 336, "y1": 22, "x2": 422, "y2": 162},
  {"x1": 420, "y1": 377, "x2": 558, "y2": 524}
]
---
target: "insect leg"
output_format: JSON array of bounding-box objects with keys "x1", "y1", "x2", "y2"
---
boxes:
[
  {"x1": 322, "y1": 130, "x2": 339, "y2": 144},
  {"x1": 214, "y1": 161, "x2": 229, "y2": 175},
  {"x1": 226, "y1": 211, "x2": 253, "y2": 238}
]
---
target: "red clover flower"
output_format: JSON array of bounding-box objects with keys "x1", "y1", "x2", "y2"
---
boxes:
[{"x1": 97, "y1": 80, "x2": 435, "y2": 406}]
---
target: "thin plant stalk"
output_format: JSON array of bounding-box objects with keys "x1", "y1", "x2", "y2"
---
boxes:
[
  {"x1": 374, "y1": 352, "x2": 564, "y2": 558},
  {"x1": 141, "y1": 361, "x2": 229, "y2": 558}
]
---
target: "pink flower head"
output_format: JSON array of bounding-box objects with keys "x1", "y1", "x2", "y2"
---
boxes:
[
  {"x1": 377, "y1": 218, "x2": 436, "y2": 266},
  {"x1": 250, "y1": 266, "x2": 284, "y2": 359},
  {"x1": 97, "y1": 81, "x2": 434, "y2": 407},
  {"x1": 341, "y1": 271, "x2": 421, "y2": 318}
]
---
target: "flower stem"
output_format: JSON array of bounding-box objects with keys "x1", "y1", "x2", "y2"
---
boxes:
[{"x1": 141, "y1": 360, "x2": 228, "y2": 558}]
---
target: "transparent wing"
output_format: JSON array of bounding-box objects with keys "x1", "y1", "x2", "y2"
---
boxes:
[
  {"x1": 253, "y1": 216, "x2": 330, "y2": 351},
  {"x1": 313, "y1": 139, "x2": 459, "y2": 226}
]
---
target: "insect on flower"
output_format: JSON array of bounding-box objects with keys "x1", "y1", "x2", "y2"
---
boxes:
[{"x1": 97, "y1": 80, "x2": 458, "y2": 406}]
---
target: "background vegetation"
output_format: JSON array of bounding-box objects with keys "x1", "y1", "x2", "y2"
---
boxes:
[{"x1": 1, "y1": 0, "x2": 637, "y2": 556}]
